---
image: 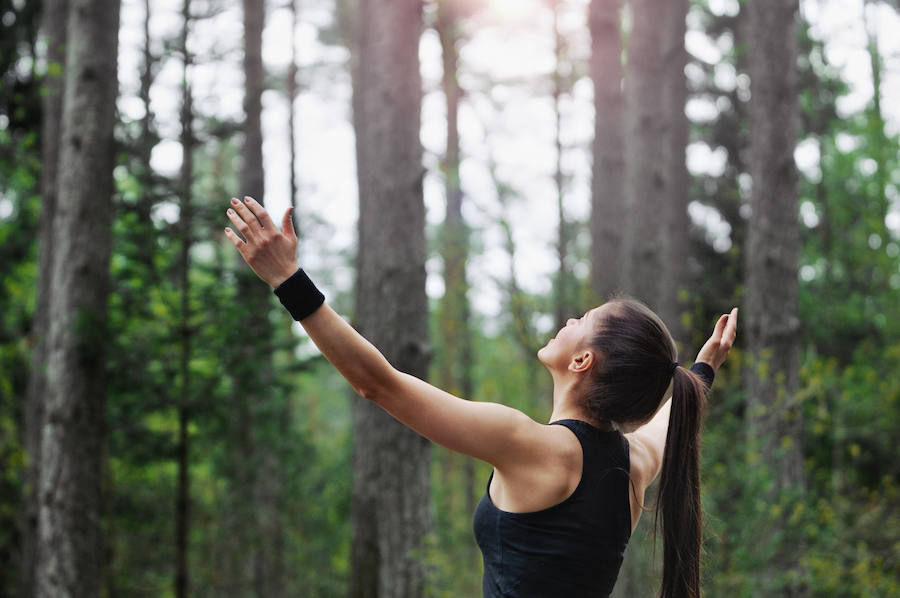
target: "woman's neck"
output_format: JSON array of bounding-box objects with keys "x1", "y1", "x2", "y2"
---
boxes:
[{"x1": 549, "y1": 377, "x2": 613, "y2": 430}]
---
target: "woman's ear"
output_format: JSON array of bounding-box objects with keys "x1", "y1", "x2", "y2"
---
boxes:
[{"x1": 568, "y1": 350, "x2": 595, "y2": 374}]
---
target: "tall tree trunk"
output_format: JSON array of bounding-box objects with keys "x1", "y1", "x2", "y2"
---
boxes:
[
  {"x1": 486, "y1": 149, "x2": 540, "y2": 389},
  {"x1": 435, "y1": 0, "x2": 477, "y2": 563},
  {"x1": 288, "y1": 0, "x2": 301, "y2": 236},
  {"x1": 238, "y1": 1, "x2": 286, "y2": 596},
  {"x1": 588, "y1": 0, "x2": 625, "y2": 302},
  {"x1": 552, "y1": 0, "x2": 571, "y2": 331},
  {"x1": 135, "y1": 0, "x2": 159, "y2": 276},
  {"x1": 660, "y1": 0, "x2": 690, "y2": 344},
  {"x1": 22, "y1": 1, "x2": 68, "y2": 595},
  {"x1": 175, "y1": 2, "x2": 194, "y2": 595},
  {"x1": 622, "y1": 0, "x2": 668, "y2": 310},
  {"x1": 35, "y1": 0, "x2": 121, "y2": 595},
  {"x1": 349, "y1": 0, "x2": 431, "y2": 594},
  {"x1": 744, "y1": 1, "x2": 808, "y2": 596},
  {"x1": 863, "y1": 0, "x2": 889, "y2": 227},
  {"x1": 242, "y1": 0, "x2": 265, "y2": 203}
]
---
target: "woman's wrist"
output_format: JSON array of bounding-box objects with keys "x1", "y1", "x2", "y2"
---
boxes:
[
  {"x1": 273, "y1": 268, "x2": 325, "y2": 321},
  {"x1": 689, "y1": 362, "x2": 715, "y2": 390}
]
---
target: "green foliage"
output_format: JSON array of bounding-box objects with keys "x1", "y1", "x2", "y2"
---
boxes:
[
  {"x1": 0, "y1": 83, "x2": 41, "y2": 595},
  {"x1": 1, "y1": 1, "x2": 899, "y2": 596}
]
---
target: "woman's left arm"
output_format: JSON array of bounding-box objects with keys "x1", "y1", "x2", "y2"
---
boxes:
[{"x1": 625, "y1": 308, "x2": 738, "y2": 486}]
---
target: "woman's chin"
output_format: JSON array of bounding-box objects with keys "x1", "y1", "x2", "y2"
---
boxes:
[{"x1": 537, "y1": 341, "x2": 553, "y2": 362}]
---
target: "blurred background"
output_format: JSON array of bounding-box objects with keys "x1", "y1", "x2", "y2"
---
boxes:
[{"x1": 1, "y1": 0, "x2": 898, "y2": 596}]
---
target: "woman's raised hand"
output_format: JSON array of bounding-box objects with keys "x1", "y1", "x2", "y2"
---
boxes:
[
  {"x1": 224, "y1": 196, "x2": 299, "y2": 288},
  {"x1": 695, "y1": 307, "x2": 738, "y2": 372}
]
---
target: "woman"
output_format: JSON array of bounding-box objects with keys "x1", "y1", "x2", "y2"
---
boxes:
[{"x1": 224, "y1": 197, "x2": 737, "y2": 598}]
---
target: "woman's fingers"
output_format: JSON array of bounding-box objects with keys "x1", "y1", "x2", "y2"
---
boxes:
[
  {"x1": 711, "y1": 314, "x2": 728, "y2": 341},
  {"x1": 242, "y1": 196, "x2": 277, "y2": 230},
  {"x1": 229, "y1": 197, "x2": 262, "y2": 238},
  {"x1": 282, "y1": 207, "x2": 297, "y2": 241},
  {"x1": 226, "y1": 206, "x2": 255, "y2": 241},
  {"x1": 224, "y1": 227, "x2": 247, "y2": 254},
  {"x1": 720, "y1": 308, "x2": 737, "y2": 350}
]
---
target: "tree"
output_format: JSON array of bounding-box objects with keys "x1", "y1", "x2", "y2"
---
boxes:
[
  {"x1": 434, "y1": 0, "x2": 478, "y2": 571},
  {"x1": 235, "y1": 0, "x2": 287, "y2": 595},
  {"x1": 287, "y1": 0, "x2": 301, "y2": 234},
  {"x1": 589, "y1": 0, "x2": 625, "y2": 302},
  {"x1": 21, "y1": 1, "x2": 68, "y2": 595},
  {"x1": 622, "y1": 0, "x2": 668, "y2": 310},
  {"x1": 744, "y1": 0, "x2": 809, "y2": 595},
  {"x1": 349, "y1": 0, "x2": 431, "y2": 594},
  {"x1": 175, "y1": 1, "x2": 194, "y2": 595},
  {"x1": 551, "y1": 0, "x2": 574, "y2": 330},
  {"x1": 35, "y1": 0, "x2": 121, "y2": 594},
  {"x1": 660, "y1": 0, "x2": 691, "y2": 343}
]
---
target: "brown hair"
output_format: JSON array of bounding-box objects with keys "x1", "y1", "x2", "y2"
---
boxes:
[{"x1": 583, "y1": 298, "x2": 708, "y2": 598}]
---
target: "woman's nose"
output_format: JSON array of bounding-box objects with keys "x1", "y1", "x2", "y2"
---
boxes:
[{"x1": 566, "y1": 318, "x2": 577, "y2": 326}]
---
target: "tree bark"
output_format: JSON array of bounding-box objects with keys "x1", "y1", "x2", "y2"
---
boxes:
[
  {"x1": 134, "y1": 0, "x2": 160, "y2": 276},
  {"x1": 175, "y1": 1, "x2": 194, "y2": 595},
  {"x1": 552, "y1": 0, "x2": 572, "y2": 331},
  {"x1": 435, "y1": 0, "x2": 477, "y2": 564},
  {"x1": 288, "y1": 0, "x2": 301, "y2": 236},
  {"x1": 22, "y1": 2, "x2": 68, "y2": 596},
  {"x1": 35, "y1": 0, "x2": 121, "y2": 595},
  {"x1": 660, "y1": 0, "x2": 691, "y2": 344},
  {"x1": 622, "y1": 0, "x2": 668, "y2": 310},
  {"x1": 588, "y1": 0, "x2": 625, "y2": 302},
  {"x1": 238, "y1": 1, "x2": 287, "y2": 596},
  {"x1": 349, "y1": 0, "x2": 431, "y2": 595},
  {"x1": 744, "y1": 1, "x2": 808, "y2": 596}
]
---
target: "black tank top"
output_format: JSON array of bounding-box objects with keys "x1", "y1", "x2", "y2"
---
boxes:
[{"x1": 472, "y1": 419, "x2": 632, "y2": 597}]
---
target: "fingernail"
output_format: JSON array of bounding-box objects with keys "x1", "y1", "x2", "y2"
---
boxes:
[
  {"x1": 231, "y1": 198, "x2": 238, "y2": 205},
  {"x1": 227, "y1": 209, "x2": 234, "y2": 214},
  {"x1": 244, "y1": 196, "x2": 253, "y2": 203}
]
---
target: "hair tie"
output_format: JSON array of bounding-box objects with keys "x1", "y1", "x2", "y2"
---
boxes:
[{"x1": 671, "y1": 361, "x2": 679, "y2": 374}]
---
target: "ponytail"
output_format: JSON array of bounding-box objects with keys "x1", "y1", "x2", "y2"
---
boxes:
[{"x1": 655, "y1": 365, "x2": 708, "y2": 598}]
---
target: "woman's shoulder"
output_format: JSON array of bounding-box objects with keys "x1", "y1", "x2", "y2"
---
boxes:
[{"x1": 489, "y1": 422, "x2": 584, "y2": 513}]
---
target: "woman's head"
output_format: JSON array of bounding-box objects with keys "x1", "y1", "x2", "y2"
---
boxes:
[
  {"x1": 581, "y1": 298, "x2": 679, "y2": 428},
  {"x1": 538, "y1": 297, "x2": 679, "y2": 428}
]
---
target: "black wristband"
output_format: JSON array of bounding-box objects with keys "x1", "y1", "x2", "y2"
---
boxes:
[
  {"x1": 689, "y1": 362, "x2": 715, "y2": 390},
  {"x1": 273, "y1": 268, "x2": 325, "y2": 321}
]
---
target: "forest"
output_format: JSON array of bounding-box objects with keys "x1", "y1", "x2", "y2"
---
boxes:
[{"x1": 1, "y1": 0, "x2": 899, "y2": 596}]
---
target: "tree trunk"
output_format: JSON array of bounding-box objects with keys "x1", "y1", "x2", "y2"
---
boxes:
[
  {"x1": 863, "y1": 0, "x2": 889, "y2": 226},
  {"x1": 622, "y1": 0, "x2": 668, "y2": 310},
  {"x1": 552, "y1": 0, "x2": 572, "y2": 331},
  {"x1": 21, "y1": 2, "x2": 68, "y2": 596},
  {"x1": 175, "y1": 1, "x2": 194, "y2": 595},
  {"x1": 238, "y1": 1, "x2": 287, "y2": 596},
  {"x1": 744, "y1": 1, "x2": 808, "y2": 596},
  {"x1": 288, "y1": 0, "x2": 301, "y2": 236},
  {"x1": 435, "y1": 0, "x2": 477, "y2": 566},
  {"x1": 588, "y1": 0, "x2": 625, "y2": 302},
  {"x1": 35, "y1": 0, "x2": 121, "y2": 595},
  {"x1": 486, "y1": 148, "x2": 540, "y2": 389},
  {"x1": 134, "y1": 0, "x2": 159, "y2": 276},
  {"x1": 660, "y1": 0, "x2": 691, "y2": 344},
  {"x1": 349, "y1": 0, "x2": 431, "y2": 594}
]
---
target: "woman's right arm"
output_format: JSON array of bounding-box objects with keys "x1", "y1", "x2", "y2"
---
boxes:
[
  {"x1": 224, "y1": 197, "x2": 562, "y2": 471},
  {"x1": 297, "y1": 302, "x2": 560, "y2": 469}
]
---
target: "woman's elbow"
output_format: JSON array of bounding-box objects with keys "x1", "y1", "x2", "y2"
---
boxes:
[{"x1": 354, "y1": 368, "x2": 397, "y2": 404}]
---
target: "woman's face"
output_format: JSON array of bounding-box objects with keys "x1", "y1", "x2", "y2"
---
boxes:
[{"x1": 538, "y1": 305, "x2": 605, "y2": 372}]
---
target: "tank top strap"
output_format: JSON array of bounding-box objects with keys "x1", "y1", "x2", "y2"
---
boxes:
[{"x1": 549, "y1": 419, "x2": 630, "y2": 475}]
